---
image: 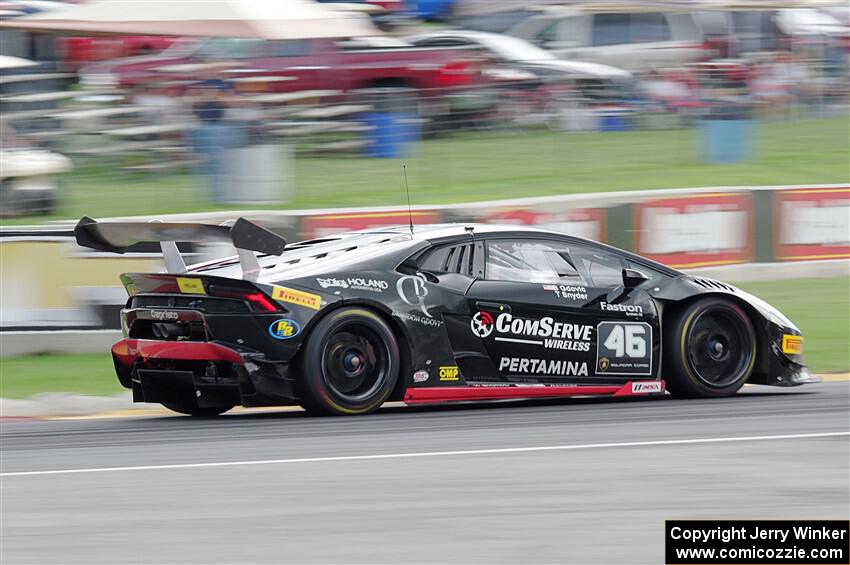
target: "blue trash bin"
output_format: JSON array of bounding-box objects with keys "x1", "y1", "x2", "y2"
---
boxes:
[
  {"x1": 359, "y1": 87, "x2": 420, "y2": 159},
  {"x1": 362, "y1": 111, "x2": 418, "y2": 159},
  {"x1": 699, "y1": 119, "x2": 754, "y2": 164}
]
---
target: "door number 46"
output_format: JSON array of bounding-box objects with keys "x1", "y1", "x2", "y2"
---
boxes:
[{"x1": 603, "y1": 324, "x2": 647, "y2": 358}]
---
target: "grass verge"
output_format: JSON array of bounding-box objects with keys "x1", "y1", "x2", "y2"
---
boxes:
[
  {"x1": 0, "y1": 277, "x2": 845, "y2": 399},
  {"x1": 1, "y1": 117, "x2": 848, "y2": 226}
]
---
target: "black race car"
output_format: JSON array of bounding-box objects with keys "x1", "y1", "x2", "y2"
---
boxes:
[{"x1": 74, "y1": 217, "x2": 815, "y2": 416}]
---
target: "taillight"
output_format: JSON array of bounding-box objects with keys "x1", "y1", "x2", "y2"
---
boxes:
[
  {"x1": 243, "y1": 292, "x2": 279, "y2": 313},
  {"x1": 436, "y1": 61, "x2": 474, "y2": 88},
  {"x1": 208, "y1": 286, "x2": 280, "y2": 312}
]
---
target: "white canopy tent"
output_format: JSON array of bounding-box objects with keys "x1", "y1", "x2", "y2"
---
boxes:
[
  {"x1": 0, "y1": 0, "x2": 379, "y2": 39},
  {"x1": 0, "y1": 55, "x2": 38, "y2": 70}
]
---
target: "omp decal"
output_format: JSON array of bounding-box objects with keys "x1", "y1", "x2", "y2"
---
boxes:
[
  {"x1": 176, "y1": 277, "x2": 205, "y2": 294},
  {"x1": 268, "y1": 319, "x2": 301, "y2": 340},
  {"x1": 438, "y1": 366, "x2": 459, "y2": 382},
  {"x1": 782, "y1": 334, "x2": 803, "y2": 355},
  {"x1": 272, "y1": 286, "x2": 321, "y2": 310}
]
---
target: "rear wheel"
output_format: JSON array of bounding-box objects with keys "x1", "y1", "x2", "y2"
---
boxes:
[
  {"x1": 664, "y1": 297, "x2": 756, "y2": 398},
  {"x1": 296, "y1": 307, "x2": 399, "y2": 416},
  {"x1": 161, "y1": 401, "x2": 233, "y2": 417}
]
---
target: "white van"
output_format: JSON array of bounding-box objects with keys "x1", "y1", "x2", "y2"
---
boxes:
[{"x1": 506, "y1": 5, "x2": 706, "y2": 70}]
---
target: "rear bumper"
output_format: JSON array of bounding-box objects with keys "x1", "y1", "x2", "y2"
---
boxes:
[{"x1": 111, "y1": 338, "x2": 297, "y2": 408}]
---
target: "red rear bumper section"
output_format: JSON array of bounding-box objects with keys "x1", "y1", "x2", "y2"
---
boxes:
[
  {"x1": 112, "y1": 339, "x2": 245, "y2": 367},
  {"x1": 404, "y1": 381, "x2": 665, "y2": 404}
]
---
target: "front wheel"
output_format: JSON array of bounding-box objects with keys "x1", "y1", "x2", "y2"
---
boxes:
[
  {"x1": 296, "y1": 307, "x2": 400, "y2": 416},
  {"x1": 664, "y1": 297, "x2": 756, "y2": 398}
]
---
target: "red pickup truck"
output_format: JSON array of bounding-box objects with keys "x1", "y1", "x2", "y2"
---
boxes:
[{"x1": 79, "y1": 37, "x2": 491, "y2": 107}]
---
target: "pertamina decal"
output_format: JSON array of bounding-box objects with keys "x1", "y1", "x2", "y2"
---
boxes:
[
  {"x1": 782, "y1": 334, "x2": 803, "y2": 355},
  {"x1": 499, "y1": 357, "x2": 588, "y2": 377},
  {"x1": 176, "y1": 277, "x2": 205, "y2": 294},
  {"x1": 272, "y1": 286, "x2": 321, "y2": 310}
]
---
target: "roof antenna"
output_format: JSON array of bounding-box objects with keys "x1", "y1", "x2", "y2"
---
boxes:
[{"x1": 403, "y1": 164, "x2": 414, "y2": 234}]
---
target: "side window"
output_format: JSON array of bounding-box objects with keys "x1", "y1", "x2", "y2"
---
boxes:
[
  {"x1": 631, "y1": 13, "x2": 671, "y2": 43},
  {"x1": 534, "y1": 22, "x2": 560, "y2": 48},
  {"x1": 592, "y1": 13, "x2": 630, "y2": 46},
  {"x1": 419, "y1": 243, "x2": 478, "y2": 276},
  {"x1": 569, "y1": 246, "x2": 627, "y2": 287},
  {"x1": 485, "y1": 240, "x2": 584, "y2": 284},
  {"x1": 267, "y1": 40, "x2": 311, "y2": 58},
  {"x1": 485, "y1": 239, "x2": 644, "y2": 289}
]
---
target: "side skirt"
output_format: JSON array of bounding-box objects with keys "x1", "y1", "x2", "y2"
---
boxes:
[{"x1": 403, "y1": 380, "x2": 666, "y2": 404}]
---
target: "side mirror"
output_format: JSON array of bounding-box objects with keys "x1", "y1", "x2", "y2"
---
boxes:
[{"x1": 622, "y1": 268, "x2": 650, "y2": 290}]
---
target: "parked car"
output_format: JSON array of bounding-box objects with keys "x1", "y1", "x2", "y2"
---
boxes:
[
  {"x1": 59, "y1": 35, "x2": 179, "y2": 71},
  {"x1": 405, "y1": 30, "x2": 636, "y2": 129},
  {"x1": 0, "y1": 122, "x2": 72, "y2": 217},
  {"x1": 505, "y1": 5, "x2": 707, "y2": 71},
  {"x1": 79, "y1": 36, "x2": 490, "y2": 109},
  {"x1": 695, "y1": 6, "x2": 847, "y2": 59}
]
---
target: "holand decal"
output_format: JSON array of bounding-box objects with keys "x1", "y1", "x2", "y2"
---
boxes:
[
  {"x1": 268, "y1": 318, "x2": 301, "y2": 340},
  {"x1": 499, "y1": 357, "x2": 589, "y2": 377},
  {"x1": 595, "y1": 321, "x2": 652, "y2": 375},
  {"x1": 317, "y1": 277, "x2": 388, "y2": 293}
]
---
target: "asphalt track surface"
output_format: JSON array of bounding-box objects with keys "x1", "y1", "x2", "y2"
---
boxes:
[{"x1": 1, "y1": 381, "x2": 848, "y2": 564}]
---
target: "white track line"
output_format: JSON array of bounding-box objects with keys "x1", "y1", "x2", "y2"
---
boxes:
[{"x1": 2, "y1": 431, "x2": 847, "y2": 478}]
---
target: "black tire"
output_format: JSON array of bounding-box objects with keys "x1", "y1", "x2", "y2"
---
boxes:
[
  {"x1": 162, "y1": 401, "x2": 233, "y2": 417},
  {"x1": 664, "y1": 297, "x2": 756, "y2": 398},
  {"x1": 296, "y1": 307, "x2": 399, "y2": 416}
]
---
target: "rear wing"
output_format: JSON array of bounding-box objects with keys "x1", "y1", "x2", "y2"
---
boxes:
[{"x1": 74, "y1": 216, "x2": 287, "y2": 280}]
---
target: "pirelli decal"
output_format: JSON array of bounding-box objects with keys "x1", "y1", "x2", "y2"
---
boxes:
[
  {"x1": 782, "y1": 334, "x2": 803, "y2": 355},
  {"x1": 272, "y1": 286, "x2": 321, "y2": 310}
]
